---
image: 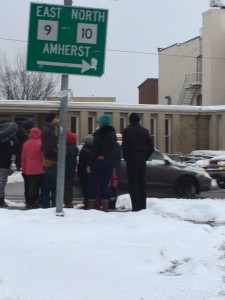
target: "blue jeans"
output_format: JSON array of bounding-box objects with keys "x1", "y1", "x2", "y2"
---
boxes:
[
  {"x1": 43, "y1": 164, "x2": 57, "y2": 208},
  {"x1": 0, "y1": 168, "x2": 10, "y2": 198},
  {"x1": 88, "y1": 158, "x2": 114, "y2": 200}
]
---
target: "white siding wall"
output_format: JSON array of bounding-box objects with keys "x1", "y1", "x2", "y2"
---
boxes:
[
  {"x1": 202, "y1": 9, "x2": 225, "y2": 106},
  {"x1": 158, "y1": 38, "x2": 200, "y2": 105}
]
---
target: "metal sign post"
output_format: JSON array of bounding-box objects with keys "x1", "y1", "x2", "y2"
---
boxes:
[
  {"x1": 55, "y1": 75, "x2": 68, "y2": 216},
  {"x1": 55, "y1": 0, "x2": 72, "y2": 216}
]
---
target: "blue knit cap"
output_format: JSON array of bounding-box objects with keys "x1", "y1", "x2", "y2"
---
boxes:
[
  {"x1": 23, "y1": 119, "x2": 35, "y2": 131},
  {"x1": 98, "y1": 114, "x2": 111, "y2": 126}
]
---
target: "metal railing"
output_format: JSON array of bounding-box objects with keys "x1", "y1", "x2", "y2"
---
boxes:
[
  {"x1": 178, "y1": 72, "x2": 202, "y2": 105},
  {"x1": 184, "y1": 72, "x2": 202, "y2": 89}
]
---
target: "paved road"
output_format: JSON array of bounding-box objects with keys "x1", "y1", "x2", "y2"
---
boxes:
[
  {"x1": 201, "y1": 189, "x2": 225, "y2": 199},
  {"x1": 5, "y1": 181, "x2": 225, "y2": 202},
  {"x1": 5, "y1": 181, "x2": 83, "y2": 202}
]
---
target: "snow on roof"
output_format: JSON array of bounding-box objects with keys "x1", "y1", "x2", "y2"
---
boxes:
[{"x1": 1, "y1": 100, "x2": 225, "y2": 112}]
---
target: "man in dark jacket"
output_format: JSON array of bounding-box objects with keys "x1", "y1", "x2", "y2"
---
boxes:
[
  {"x1": 41, "y1": 112, "x2": 59, "y2": 208},
  {"x1": 86, "y1": 114, "x2": 117, "y2": 211},
  {"x1": 77, "y1": 135, "x2": 94, "y2": 209},
  {"x1": 0, "y1": 122, "x2": 17, "y2": 207},
  {"x1": 64, "y1": 131, "x2": 79, "y2": 208},
  {"x1": 122, "y1": 113, "x2": 154, "y2": 211}
]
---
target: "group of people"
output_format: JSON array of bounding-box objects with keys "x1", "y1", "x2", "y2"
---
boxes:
[
  {"x1": 24, "y1": 112, "x2": 79, "y2": 209},
  {"x1": 78, "y1": 112, "x2": 154, "y2": 212},
  {"x1": 0, "y1": 111, "x2": 154, "y2": 212},
  {"x1": 0, "y1": 112, "x2": 78, "y2": 209}
]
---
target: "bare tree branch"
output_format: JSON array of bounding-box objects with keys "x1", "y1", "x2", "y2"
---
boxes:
[{"x1": 0, "y1": 52, "x2": 59, "y2": 100}]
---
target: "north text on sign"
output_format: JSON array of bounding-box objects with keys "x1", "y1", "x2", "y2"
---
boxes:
[{"x1": 71, "y1": 9, "x2": 106, "y2": 22}]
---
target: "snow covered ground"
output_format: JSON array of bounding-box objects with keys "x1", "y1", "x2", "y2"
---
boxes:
[{"x1": 1, "y1": 172, "x2": 225, "y2": 300}]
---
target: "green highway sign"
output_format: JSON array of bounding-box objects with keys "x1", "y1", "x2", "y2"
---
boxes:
[{"x1": 26, "y1": 3, "x2": 108, "y2": 77}]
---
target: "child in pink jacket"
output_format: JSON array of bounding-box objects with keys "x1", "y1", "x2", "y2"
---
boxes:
[{"x1": 21, "y1": 127, "x2": 44, "y2": 209}]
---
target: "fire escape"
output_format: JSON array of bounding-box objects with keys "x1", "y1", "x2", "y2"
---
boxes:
[{"x1": 178, "y1": 72, "x2": 202, "y2": 105}]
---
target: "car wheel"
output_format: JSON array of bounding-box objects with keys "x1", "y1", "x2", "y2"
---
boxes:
[
  {"x1": 217, "y1": 179, "x2": 225, "y2": 189},
  {"x1": 176, "y1": 177, "x2": 198, "y2": 198}
]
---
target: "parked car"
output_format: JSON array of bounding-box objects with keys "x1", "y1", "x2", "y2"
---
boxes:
[
  {"x1": 118, "y1": 149, "x2": 212, "y2": 198},
  {"x1": 184, "y1": 150, "x2": 225, "y2": 189},
  {"x1": 183, "y1": 150, "x2": 215, "y2": 163},
  {"x1": 203, "y1": 158, "x2": 225, "y2": 189},
  {"x1": 184, "y1": 150, "x2": 225, "y2": 163}
]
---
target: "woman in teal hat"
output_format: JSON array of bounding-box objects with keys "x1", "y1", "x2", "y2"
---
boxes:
[{"x1": 86, "y1": 114, "x2": 117, "y2": 212}]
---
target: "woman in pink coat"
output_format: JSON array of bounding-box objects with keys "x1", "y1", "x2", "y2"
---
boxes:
[{"x1": 21, "y1": 127, "x2": 44, "y2": 209}]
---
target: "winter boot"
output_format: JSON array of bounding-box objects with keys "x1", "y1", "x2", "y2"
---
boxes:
[
  {"x1": 87, "y1": 199, "x2": 96, "y2": 210},
  {"x1": 64, "y1": 202, "x2": 74, "y2": 208},
  {"x1": 0, "y1": 196, "x2": 8, "y2": 208},
  {"x1": 82, "y1": 199, "x2": 88, "y2": 209},
  {"x1": 100, "y1": 200, "x2": 109, "y2": 212},
  {"x1": 108, "y1": 197, "x2": 117, "y2": 210}
]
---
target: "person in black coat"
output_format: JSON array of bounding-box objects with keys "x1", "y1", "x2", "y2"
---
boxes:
[
  {"x1": 64, "y1": 131, "x2": 79, "y2": 208},
  {"x1": 86, "y1": 114, "x2": 117, "y2": 211},
  {"x1": 41, "y1": 112, "x2": 59, "y2": 208},
  {"x1": 0, "y1": 123, "x2": 17, "y2": 207},
  {"x1": 122, "y1": 113, "x2": 154, "y2": 211},
  {"x1": 77, "y1": 135, "x2": 94, "y2": 209}
]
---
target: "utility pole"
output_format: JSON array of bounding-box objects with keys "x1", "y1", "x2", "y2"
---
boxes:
[{"x1": 55, "y1": 0, "x2": 73, "y2": 216}]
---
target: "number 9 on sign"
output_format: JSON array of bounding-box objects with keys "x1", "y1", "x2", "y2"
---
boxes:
[
  {"x1": 76, "y1": 23, "x2": 97, "y2": 44},
  {"x1": 37, "y1": 20, "x2": 58, "y2": 41}
]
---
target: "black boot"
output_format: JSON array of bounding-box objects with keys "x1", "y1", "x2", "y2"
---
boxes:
[
  {"x1": 0, "y1": 196, "x2": 8, "y2": 208},
  {"x1": 108, "y1": 197, "x2": 117, "y2": 210},
  {"x1": 100, "y1": 200, "x2": 109, "y2": 212},
  {"x1": 87, "y1": 199, "x2": 96, "y2": 210}
]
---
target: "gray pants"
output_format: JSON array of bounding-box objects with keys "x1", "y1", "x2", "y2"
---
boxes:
[{"x1": 0, "y1": 168, "x2": 10, "y2": 198}]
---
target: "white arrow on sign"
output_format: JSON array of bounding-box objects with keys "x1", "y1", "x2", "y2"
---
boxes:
[{"x1": 37, "y1": 60, "x2": 94, "y2": 73}]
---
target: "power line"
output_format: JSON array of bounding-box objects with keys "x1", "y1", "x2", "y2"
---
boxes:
[
  {"x1": 0, "y1": 36, "x2": 224, "y2": 60},
  {"x1": 0, "y1": 37, "x2": 27, "y2": 43}
]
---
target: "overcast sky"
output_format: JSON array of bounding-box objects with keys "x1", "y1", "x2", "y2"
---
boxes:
[{"x1": 0, "y1": 0, "x2": 210, "y2": 103}]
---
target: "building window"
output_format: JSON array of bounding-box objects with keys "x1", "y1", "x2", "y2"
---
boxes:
[
  {"x1": 165, "y1": 117, "x2": 171, "y2": 153},
  {"x1": 104, "y1": 112, "x2": 112, "y2": 116},
  {"x1": 120, "y1": 116, "x2": 126, "y2": 133},
  {"x1": 88, "y1": 115, "x2": 95, "y2": 134},
  {"x1": 0, "y1": 115, "x2": 11, "y2": 124},
  {"x1": 197, "y1": 55, "x2": 202, "y2": 73},
  {"x1": 197, "y1": 94, "x2": 202, "y2": 106},
  {"x1": 150, "y1": 117, "x2": 157, "y2": 147},
  {"x1": 217, "y1": 115, "x2": 222, "y2": 149},
  {"x1": 71, "y1": 116, "x2": 79, "y2": 135},
  {"x1": 139, "y1": 114, "x2": 143, "y2": 125}
]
